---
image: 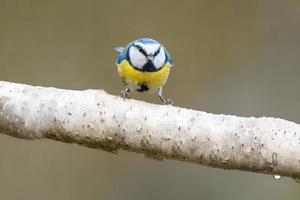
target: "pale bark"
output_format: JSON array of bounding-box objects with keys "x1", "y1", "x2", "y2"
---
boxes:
[{"x1": 0, "y1": 81, "x2": 299, "y2": 179}]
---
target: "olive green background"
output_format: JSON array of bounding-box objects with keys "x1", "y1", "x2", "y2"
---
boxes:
[{"x1": 0, "y1": 0, "x2": 300, "y2": 199}]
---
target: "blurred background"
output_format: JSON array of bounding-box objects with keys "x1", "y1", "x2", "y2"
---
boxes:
[{"x1": 0, "y1": 0, "x2": 300, "y2": 199}]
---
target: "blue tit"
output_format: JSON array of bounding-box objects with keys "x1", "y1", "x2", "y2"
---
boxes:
[{"x1": 115, "y1": 38, "x2": 174, "y2": 104}]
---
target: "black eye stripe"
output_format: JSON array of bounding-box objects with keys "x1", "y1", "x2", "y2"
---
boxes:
[
  {"x1": 133, "y1": 44, "x2": 148, "y2": 57},
  {"x1": 153, "y1": 46, "x2": 161, "y2": 57},
  {"x1": 133, "y1": 44, "x2": 162, "y2": 58}
]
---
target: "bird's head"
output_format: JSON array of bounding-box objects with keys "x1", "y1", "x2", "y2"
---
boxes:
[{"x1": 116, "y1": 38, "x2": 173, "y2": 72}]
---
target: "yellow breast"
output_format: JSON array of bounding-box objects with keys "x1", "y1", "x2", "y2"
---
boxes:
[{"x1": 117, "y1": 60, "x2": 171, "y2": 90}]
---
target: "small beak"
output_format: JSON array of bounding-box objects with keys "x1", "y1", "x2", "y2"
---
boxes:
[{"x1": 148, "y1": 55, "x2": 154, "y2": 61}]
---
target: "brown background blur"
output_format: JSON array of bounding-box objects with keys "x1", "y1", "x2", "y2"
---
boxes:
[{"x1": 0, "y1": 0, "x2": 300, "y2": 199}]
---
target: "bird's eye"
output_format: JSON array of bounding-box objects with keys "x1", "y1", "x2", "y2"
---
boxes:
[{"x1": 136, "y1": 46, "x2": 142, "y2": 51}]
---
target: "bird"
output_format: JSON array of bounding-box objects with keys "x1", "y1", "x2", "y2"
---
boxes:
[{"x1": 115, "y1": 38, "x2": 174, "y2": 104}]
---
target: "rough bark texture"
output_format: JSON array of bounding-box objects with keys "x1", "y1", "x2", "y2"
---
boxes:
[{"x1": 0, "y1": 81, "x2": 299, "y2": 179}]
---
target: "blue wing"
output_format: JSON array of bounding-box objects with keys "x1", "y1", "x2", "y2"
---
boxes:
[{"x1": 164, "y1": 47, "x2": 174, "y2": 67}]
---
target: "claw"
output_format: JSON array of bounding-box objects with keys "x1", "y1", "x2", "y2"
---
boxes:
[
  {"x1": 156, "y1": 87, "x2": 173, "y2": 105},
  {"x1": 120, "y1": 88, "x2": 130, "y2": 100},
  {"x1": 166, "y1": 98, "x2": 173, "y2": 105}
]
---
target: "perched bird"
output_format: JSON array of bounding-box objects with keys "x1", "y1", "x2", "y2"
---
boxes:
[{"x1": 115, "y1": 38, "x2": 174, "y2": 104}]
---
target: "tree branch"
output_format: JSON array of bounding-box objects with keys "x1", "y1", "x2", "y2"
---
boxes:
[{"x1": 0, "y1": 81, "x2": 299, "y2": 180}]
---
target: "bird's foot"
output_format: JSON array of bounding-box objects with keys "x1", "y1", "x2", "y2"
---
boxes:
[
  {"x1": 120, "y1": 89, "x2": 130, "y2": 100},
  {"x1": 156, "y1": 87, "x2": 173, "y2": 105},
  {"x1": 165, "y1": 98, "x2": 173, "y2": 105}
]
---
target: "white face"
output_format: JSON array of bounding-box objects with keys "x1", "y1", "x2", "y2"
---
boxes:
[{"x1": 128, "y1": 42, "x2": 166, "y2": 70}]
